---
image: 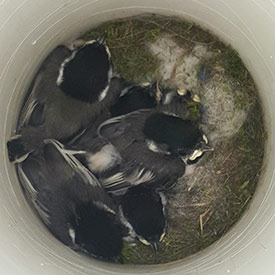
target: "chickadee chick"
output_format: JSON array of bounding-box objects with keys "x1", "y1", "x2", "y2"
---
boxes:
[
  {"x1": 17, "y1": 139, "x2": 123, "y2": 262},
  {"x1": 7, "y1": 36, "x2": 126, "y2": 163},
  {"x1": 119, "y1": 185, "x2": 166, "y2": 251},
  {"x1": 177, "y1": 88, "x2": 201, "y2": 103},
  {"x1": 70, "y1": 109, "x2": 211, "y2": 193},
  {"x1": 110, "y1": 84, "x2": 157, "y2": 117},
  {"x1": 109, "y1": 82, "x2": 186, "y2": 117}
]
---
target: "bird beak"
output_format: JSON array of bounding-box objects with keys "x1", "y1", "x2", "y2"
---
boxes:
[
  {"x1": 201, "y1": 143, "x2": 214, "y2": 152},
  {"x1": 192, "y1": 94, "x2": 201, "y2": 102},
  {"x1": 151, "y1": 242, "x2": 158, "y2": 252},
  {"x1": 97, "y1": 34, "x2": 106, "y2": 45},
  {"x1": 177, "y1": 89, "x2": 201, "y2": 102},
  {"x1": 202, "y1": 134, "x2": 208, "y2": 144},
  {"x1": 188, "y1": 145, "x2": 214, "y2": 162},
  {"x1": 177, "y1": 88, "x2": 188, "y2": 96},
  {"x1": 188, "y1": 149, "x2": 203, "y2": 161}
]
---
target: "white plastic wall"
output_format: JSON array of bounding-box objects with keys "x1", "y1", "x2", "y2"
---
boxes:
[{"x1": 0, "y1": 1, "x2": 275, "y2": 274}]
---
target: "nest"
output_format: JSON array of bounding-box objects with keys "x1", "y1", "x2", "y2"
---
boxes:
[{"x1": 82, "y1": 14, "x2": 265, "y2": 264}]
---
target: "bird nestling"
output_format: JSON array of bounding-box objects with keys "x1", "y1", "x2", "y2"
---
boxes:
[
  {"x1": 7, "y1": 36, "x2": 127, "y2": 163},
  {"x1": 17, "y1": 139, "x2": 124, "y2": 262},
  {"x1": 118, "y1": 185, "x2": 166, "y2": 251},
  {"x1": 67, "y1": 105, "x2": 213, "y2": 195}
]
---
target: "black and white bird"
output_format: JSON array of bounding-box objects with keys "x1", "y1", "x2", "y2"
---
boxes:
[
  {"x1": 17, "y1": 139, "x2": 123, "y2": 262},
  {"x1": 7, "y1": 36, "x2": 127, "y2": 163},
  {"x1": 110, "y1": 84, "x2": 158, "y2": 117},
  {"x1": 70, "y1": 109, "x2": 212, "y2": 193},
  {"x1": 66, "y1": 109, "x2": 207, "y2": 249},
  {"x1": 109, "y1": 82, "x2": 200, "y2": 118},
  {"x1": 119, "y1": 185, "x2": 166, "y2": 251}
]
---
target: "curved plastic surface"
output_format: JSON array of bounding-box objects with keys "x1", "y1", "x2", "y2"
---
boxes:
[{"x1": 0, "y1": 1, "x2": 275, "y2": 274}]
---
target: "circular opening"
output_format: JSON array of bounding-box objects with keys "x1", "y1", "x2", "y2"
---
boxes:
[{"x1": 1, "y1": 2, "x2": 274, "y2": 275}]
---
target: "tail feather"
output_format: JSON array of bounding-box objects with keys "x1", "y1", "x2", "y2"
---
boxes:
[
  {"x1": 7, "y1": 135, "x2": 31, "y2": 163},
  {"x1": 7, "y1": 126, "x2": 48, "y2": 163}
]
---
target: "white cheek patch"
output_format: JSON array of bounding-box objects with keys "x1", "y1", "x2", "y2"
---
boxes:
[
  {"x1": 162, "y1": 111, "x2": 180, "y2": 118},
  {"x1": 93, "y1": 201, "x2": 116, "y2": 215},
  {"x1": 69, "y1": 228, "x2": 76, "y2": 244},
  {"x1": 146, "y1": 139, "x2": 161, "y2": 153},
  {"x1": 159, "y1": 192, "x2": 167, "y2": 208},
  {"x1": 85, "y1": 39, "x2": 96, "y2": 45},
  {"x1": 162, "y1": 91, "x2": 175, "y2": 105},
  {"x1": 98, "y1": 65, "x2": 113, "y2": 102},
  {"x1": 57, "y1": 50, "x2": 78, "y2": 86},
  {"x1": 98, "y1": 84, "x2": 109, "y2": 102},
  {"x1": 87, "y1": 144, "x2": 121, "y2": 173},
  {"x1": 105, "y1": 45, "x2": 111, "y2": 60},
  {"x1": 119, "y1": 86, "x2": 133, "y2": 97},
  {"x1": 118, "y1": 207, "x2": 137, "y2": 241},
  {"x1": 65, "y1": 39, "x2": 86, "y2": 50},
  {"x1": 146, "y1": 139, "x2": 170, "y2": 155},
  {"x1": 160, "y1": 232, "x2": 166, "y2": 242}
]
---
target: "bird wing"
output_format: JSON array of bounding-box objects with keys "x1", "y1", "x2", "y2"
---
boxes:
[
  {"x1": 101, "y1": 165, "x2": 156, "y2": 194},
  {"x1": 43, "y1": 139, "x2": 101, "y2": 188},
  {"x1": 100, "y1": 141, "x2": 185, "y2": 192},
  {"x1": 18, "y1": 71, "x2": 45, "y2": 129},
  {"x1": 110, "y1": 85, "x2": 157, "y2": 117},
  {"x1": 18, "y1": 46, "x2": 71, "y2": 130},
  {"x1": 98, "y1": 109, "x2": 151, "y2": 138},
  {"x1": 97, "y1": 109, "x2": 151, "y2": 148},
  {"x1": 17, "y1": 138, "x2": 117, "y2": 249},
  {"x1": 17, "y1": 158, "x2": 51, "y2": 225}
]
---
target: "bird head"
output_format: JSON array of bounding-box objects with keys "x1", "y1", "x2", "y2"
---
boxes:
[
  {"x1": 177, "y1": 88, "x2": 201, "y2": 103},
  {"x1": 185, "y1": 134, "x2": 214, "y2": 164},
  {"x1": 138, "y1": 231, "x2": 166, "y2": 252},
  {"x1": 144, "y1": 113, "x2": 208, "y2": 158},
  {"x1": 57, "y1": 34, "x2": 113, "y2": 104},
  {"x1": 71, "y1": 201, "x2": 123, "y2": 262}
]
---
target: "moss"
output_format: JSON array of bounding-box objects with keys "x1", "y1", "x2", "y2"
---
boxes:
[
  {"x1": 233, "y1": 100, "x2": 265, "y2": 194},
  {"x1": 187, "y1": 101, "x2": 201, "y2": 122},
  {"x1": 222, "y1": 49, "x2": 249, "y2": 84},
  {"x1": 121, "y1": 243, "x2": 137, "y2": 264},
  {"x1": 81, "y1": 16, "x2": 161, "y2": 83}
]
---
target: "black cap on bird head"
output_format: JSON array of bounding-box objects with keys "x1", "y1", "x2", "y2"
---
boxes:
[
  {"x1": 143, "y1": 113, "x2": 204, "y2": 156},
  {"x1": 71, "y1": 201, "x2": 123, "y2": 262},
  {"x1": 121, "y1": 186, "x2": 166, "y2": 252},
  {"x1": 57, "y1": 34, "x2": 112, "y2": 104}
]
